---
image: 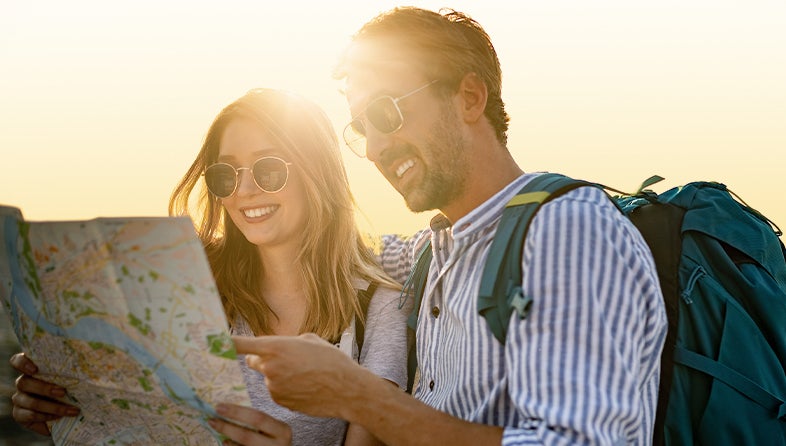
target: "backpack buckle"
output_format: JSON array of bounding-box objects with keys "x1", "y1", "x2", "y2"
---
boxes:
[{"x1": 510, "y1": 287, "x2": 533, "y2": 319}]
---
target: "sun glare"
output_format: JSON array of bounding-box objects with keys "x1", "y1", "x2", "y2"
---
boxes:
[{"x1": 1, "y1": 0, "x2": 784, "y2": 235}]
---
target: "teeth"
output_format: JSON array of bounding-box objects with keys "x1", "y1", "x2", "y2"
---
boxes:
[
  {"x1": 243, "y1": 205, "x2": 278, "y2": 218},
  {"x1": 395, "y1": 159, "x2": 415, "y2": 178}
]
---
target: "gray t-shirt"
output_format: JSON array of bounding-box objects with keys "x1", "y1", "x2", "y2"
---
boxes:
[{"x1": 232, "y1": 280, "x2": 410, "y2": 446}]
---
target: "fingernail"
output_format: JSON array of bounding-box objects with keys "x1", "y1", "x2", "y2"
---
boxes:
[
  {"x1": 50, "y1": 387, "x2": 66, "y2": 398},
  {"x1": 66, "y1": 407, "x2": 80, "y2": 416}
]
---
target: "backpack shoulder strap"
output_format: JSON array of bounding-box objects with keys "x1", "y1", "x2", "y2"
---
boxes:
[
  {"x1": 401, "y1": 241, "x2": 432, "y2": 393},
  {"x1": 401, "y1": 173, "x2": 591, "y2": 390},
  {"x1": 355, "y1": 280, "x2": 377, "y2": 358},
  {"x1": 403, "y1": 241, "x2": 433, "y2": 330},
  {"x1": 479, "y1": 173, "x2": 592, "y2": 344}
]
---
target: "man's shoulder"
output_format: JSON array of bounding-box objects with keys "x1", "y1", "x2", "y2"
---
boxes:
[
  {"x1": 538, "y1": 182, "x2": 620, "y2": 218},
  {"x1": 528, "y1": 182, "x2": 642, "y2": 245}
]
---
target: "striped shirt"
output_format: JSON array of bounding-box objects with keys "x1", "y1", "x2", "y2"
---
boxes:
[{"x1": 380, "y1": 173, "x2": 667, "y2": 445}]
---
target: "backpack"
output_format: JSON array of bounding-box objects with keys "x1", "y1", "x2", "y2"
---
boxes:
[{"x1": 403, "y1": 173, "x2": 786, "y2": 445}]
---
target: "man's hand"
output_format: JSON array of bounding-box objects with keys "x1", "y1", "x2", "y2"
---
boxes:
[
  {"x1": 9, "y1": 352, "x2": 80, "y2": 436},
  {"x1": 233, "y1": 334, "x2": 363, "y2": 419},
  {"x1": 233, "y1": 334, "x2": 503, "y2": 446}
]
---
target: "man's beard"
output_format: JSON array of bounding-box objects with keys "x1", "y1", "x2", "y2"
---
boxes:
[{"x1": 403, "y1": 103, "x2": 469, "y2": 214}]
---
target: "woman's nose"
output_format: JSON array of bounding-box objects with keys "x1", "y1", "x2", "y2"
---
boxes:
[{"x1": 235, "y1": 168, "x2": 259, "y2": 196}]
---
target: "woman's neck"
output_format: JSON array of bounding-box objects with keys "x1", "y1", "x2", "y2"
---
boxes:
[{"x1": 256, "y1": 243, "x2": 307, "y2": 336}]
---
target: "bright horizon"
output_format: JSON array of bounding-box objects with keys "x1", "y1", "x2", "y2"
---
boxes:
[{"x1": 2, "y1": 0, "x2": 784, "y2": 237}]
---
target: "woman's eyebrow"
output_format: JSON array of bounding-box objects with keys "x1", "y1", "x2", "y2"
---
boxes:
[{"x1": 216, "y1": 147, "x2": 280, "y2": 162}]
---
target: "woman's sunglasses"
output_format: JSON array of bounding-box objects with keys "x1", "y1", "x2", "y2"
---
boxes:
[
  {"x1": 342, "y1": 80, "x2": 438, "y2": 158},
  {"x1": 204, "y1": 156, "x2": 292, "y2": 198}
]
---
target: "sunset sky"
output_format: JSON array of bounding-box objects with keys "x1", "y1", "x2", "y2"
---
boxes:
[{"x1": 1, "y1": 0, "x2": 784, "y2": 236}]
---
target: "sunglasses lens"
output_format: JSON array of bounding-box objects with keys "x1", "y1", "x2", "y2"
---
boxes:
[
  {"x1": 204, "y1": 163, "x2": 237, "y2": 198},
  {"x1": 343, "y1": 119, "x2": 367, "y2": 157},
  {"x1": 342, "y1": 96, "x2": 404, "y2": 158},
  {"x1": 366, "y1": 97, "x2": 402, "y2": 133},
  {"x1": 349, "y1": 118, "x2": 366, "y2": 136},
  {"x1": 253, "y1": 157, "x2": 289, "y2": 192}
]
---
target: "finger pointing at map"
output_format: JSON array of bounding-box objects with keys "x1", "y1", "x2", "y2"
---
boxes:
[{"x1": 232, "y1": 334, "x2": 379, "y2": 420}]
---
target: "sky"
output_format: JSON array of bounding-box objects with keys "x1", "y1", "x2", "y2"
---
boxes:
[{"x1": 1, "y1": 0, "x2": 785, "y2": 237}]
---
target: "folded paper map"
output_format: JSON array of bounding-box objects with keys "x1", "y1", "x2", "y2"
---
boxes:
[{"x1": 0, "y1": 206, "x2": 251, "y2": 445}]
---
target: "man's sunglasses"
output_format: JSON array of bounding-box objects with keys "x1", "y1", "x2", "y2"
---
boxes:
[
  {"x1": 343, "y1": 80, "x2": 438, "y2": 157},
  {"x1": 204, "y1": 156, "x2": 292, "y2": 198}
]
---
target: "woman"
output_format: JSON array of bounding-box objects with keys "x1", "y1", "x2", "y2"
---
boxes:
[{"x1": 10, "y1": 89, "x2": 409, "y2": 445}]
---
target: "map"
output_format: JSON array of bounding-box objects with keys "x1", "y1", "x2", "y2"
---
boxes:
[{"x1": 0, "y1": 206, "x2": 251, "y2": 445}]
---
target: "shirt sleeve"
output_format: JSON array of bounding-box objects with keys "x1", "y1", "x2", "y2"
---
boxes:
[
  {"x1": 358, "y1": 285, "x2": 414, "y2": 390},
  {"x1": 502, "y1": 187, "x2": 666, "y2": 445},
  {"x1": 379, "y1": 229, "x2": 430, "y2": 284}
]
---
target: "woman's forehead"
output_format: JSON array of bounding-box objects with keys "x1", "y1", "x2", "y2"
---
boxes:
[{"x1": 217, "y1": 120, "x2": 278, "y2": 159}]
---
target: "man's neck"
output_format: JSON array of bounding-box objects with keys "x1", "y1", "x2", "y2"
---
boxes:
[{"x1": 439, "y1": 144, "x2": 523, "y2": 223}]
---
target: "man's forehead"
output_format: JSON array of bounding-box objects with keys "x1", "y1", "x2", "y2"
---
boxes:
[{"x1": 343, "y1": 39, "x2": 421, "y2": 93}]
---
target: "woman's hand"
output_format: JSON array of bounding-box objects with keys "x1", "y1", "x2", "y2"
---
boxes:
[
  {"x1": 9, "y1": 352, "x2": 80, "y2": 436},
  {"x1": 208, "y1": 403, "x2": 292, "y2": 445}
]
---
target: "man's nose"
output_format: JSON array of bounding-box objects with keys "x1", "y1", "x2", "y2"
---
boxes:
[{"x1": 364, "y1": 128, "x2": 394, "y2": 164}]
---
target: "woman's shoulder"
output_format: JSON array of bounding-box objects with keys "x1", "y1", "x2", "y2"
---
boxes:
[
  {"x1": 352, "y1": 278, "x2": 400, "y2": 301},
  {"x1": 370, "y1": 283, "x2": 403, "y2": 305},
  {"x1": 353, "y1": 279, "x2": 412, "y2": 320}
]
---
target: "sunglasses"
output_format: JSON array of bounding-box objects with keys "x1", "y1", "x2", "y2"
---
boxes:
[
  {"x1": 343, "y1": 79, "x2": 438, "y2": 157},
  {"x1": 204, "y1": 156, "x2": 292, "y2": 198}
]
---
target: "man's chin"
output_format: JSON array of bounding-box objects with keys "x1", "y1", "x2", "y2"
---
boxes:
[
  {"x1": 397, "y1": 176, "x2": 448, "y2": 213},
  {"x1": 403, "y1": 190, "x2": 437, "y2": 214}
]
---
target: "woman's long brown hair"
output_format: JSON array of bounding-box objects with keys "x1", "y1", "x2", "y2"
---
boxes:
[{"x1": 169, "y1": 89, "x2": 399, "y2": 339}]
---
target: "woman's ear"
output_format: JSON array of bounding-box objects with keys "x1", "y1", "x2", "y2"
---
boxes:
[{"x1": 456, "y1": 72, "x2": 488, "y2": 123}]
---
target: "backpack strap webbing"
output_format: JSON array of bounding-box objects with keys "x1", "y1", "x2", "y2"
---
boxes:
[
  {"x1": 355, "y1": 280, "x2": 377, "y2": 358},
  {"x1": 674, "y1": 347, "x2": 786, "y2": 420},
  {"x1": 478, "y1": 173, "x2": 592, "y2": 344}
]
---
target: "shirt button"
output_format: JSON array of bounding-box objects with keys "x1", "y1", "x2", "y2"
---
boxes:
[
  {"x1": 430, "y1": 306, "x2": 440, "y2": 318},
  {"x1": 429, "y1": 380, "x2": 435, "y2": 391}
]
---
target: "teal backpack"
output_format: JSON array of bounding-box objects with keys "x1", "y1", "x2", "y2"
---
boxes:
[{"x1": 403, "y1": 173, "x2": 786, "y2": 445}]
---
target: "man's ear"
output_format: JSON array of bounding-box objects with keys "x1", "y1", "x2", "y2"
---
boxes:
[{"x1": 456, "y1": 72, "x2": 487, "y2": 123}]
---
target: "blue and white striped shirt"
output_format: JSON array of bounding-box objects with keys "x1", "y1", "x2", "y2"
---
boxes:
[{"x1": 381, "y1": 173, "x2": 667, "y2": 445}]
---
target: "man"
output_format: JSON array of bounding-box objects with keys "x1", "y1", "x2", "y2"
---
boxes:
[
  {"x1": 10, "y1": 7, "x2": 666, "y2": 445},
  {"x1": 229, "y1": 6, "x2": 667, "y2": 445}
]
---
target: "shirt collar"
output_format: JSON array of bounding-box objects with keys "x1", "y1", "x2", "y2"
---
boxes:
[{"x1": 439, "y1": 173, "x2": 540, "y2": 240}]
